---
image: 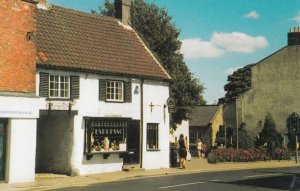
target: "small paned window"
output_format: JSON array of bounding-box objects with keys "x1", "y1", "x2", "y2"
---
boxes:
[
  {"x1": 106, "y1": 81, "x2": 124, "y2": 102},
  {"x1": 49, "y1": 75, "x2": 70, "y2": 98},
  {"x1": 147, "y1": 123, "x2": 159, "y2": 150}
]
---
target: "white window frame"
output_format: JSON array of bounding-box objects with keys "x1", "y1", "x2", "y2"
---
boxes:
[
  {"x1": 106, "y1": 80, "x2": 124, "y2": 102},
  {"x1": 49, "y1": 75, "x2": 70, "y2": 99}
]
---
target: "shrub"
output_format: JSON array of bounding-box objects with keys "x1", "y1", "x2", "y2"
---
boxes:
[
  {"x1": 275, "y1": 147, "x2": 291, "y2": 160},
  {"x1": 213, "y1": 147, "x2": 281, "y2": 162}
]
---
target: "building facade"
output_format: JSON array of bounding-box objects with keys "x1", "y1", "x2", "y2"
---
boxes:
[
  {"x1": 224, "y1": 28, "x2": 300, "y2": 140},
  {"x1": 0, "y1": 0, "x2": 171, "y2": 183},
  {"x1": 189, "y1": 105, "x2": 223, "y2": 152}
]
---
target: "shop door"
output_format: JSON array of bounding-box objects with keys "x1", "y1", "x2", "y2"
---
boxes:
[
  {"x1": 123, "y1": 120, "x2": 140, "y2": 164},
  {"x1": 0, "y1": 119, "x2": 7, "y2": 181}
]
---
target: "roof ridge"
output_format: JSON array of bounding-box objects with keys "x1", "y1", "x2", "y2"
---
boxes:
[{"x1": 45, "y1": 4, "x2": 118, "y2": 23}]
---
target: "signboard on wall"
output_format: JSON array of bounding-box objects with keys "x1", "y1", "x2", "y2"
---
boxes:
[
  {"x1": 167, "y1": 98, "x2": 175, "y2": 113},
  {"x1": 93, "y1": 127, "x2": 125, "y2": 140},
  {"x1": 0, "y1": 97, "x2": 39, "y2": 118}
]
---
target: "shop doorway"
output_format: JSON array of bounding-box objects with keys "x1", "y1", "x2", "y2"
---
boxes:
[
  {"x1": 0, "y1": 119, "x2": 7, "y2": 181},
  {"x1": 123, "y1": 120, "x2": 140, "y2": 164}
]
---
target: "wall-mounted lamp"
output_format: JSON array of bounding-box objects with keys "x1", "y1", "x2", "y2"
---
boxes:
[{"x1": 134, "y1": 85, "x2": 139, "y2": 94}]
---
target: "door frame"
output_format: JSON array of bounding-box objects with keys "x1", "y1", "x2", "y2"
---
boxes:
[{"x1": 0, "y1": 119, "x2": 7, "y2": 181}]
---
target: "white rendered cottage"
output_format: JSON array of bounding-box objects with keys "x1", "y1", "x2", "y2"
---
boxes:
[{"x1": 35, "y1": 1, "x2": 171, "y2": 175}]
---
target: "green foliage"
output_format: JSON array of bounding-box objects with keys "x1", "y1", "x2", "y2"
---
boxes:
[
  {"x1": 286, "y1": 112, "x2": 300, "y2": 149},
  {"x1": 96, "y1": 0, "x2": 206, "y2": 125},
  {"x1": 238, "y1": 123, "x2": 254, "y2": 149},
  {"x1": 215, "y1": 125, "x2": 234, "y2": 147},
  {"x1": 255, "y1": 113, "x2": 283, "y2": 148},
  {"x1": 221, "y1": 64, "x2": 254, "y2": 103},
  {"x1": 202, "y1": 126, "x2": 212, "y2": 149}
]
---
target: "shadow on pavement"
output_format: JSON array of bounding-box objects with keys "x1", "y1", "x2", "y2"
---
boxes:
[{"x1": 218, "y1": 174, "x2": 300, "y2": 190}]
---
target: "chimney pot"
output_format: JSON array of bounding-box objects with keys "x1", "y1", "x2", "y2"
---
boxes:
[{"x1": 288, "y1": 27, "x2": 300, "y2": 46}]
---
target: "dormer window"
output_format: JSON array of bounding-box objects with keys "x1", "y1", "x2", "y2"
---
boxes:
[{"x1": 49, "y1": 75, "x2": 70, "y2": 98}]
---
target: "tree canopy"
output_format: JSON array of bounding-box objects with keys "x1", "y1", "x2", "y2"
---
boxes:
[
  {"x1": 95, "y1": 0, "x2": 206, "y2": 125},
  {"x1": 220, "y1": 64, "x2": 254, "y2": 104},
  {"x1": 255, "y1": 113, "x2": 283, "y2": 148}
]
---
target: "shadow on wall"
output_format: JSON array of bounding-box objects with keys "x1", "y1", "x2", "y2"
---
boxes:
[{"x1": 36, "y1": 114, "x2": 74, "y2": 175}]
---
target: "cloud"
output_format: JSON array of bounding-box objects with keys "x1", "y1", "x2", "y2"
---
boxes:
[
  {"x1": 225, "y1": 66, "x2": 241, "y2": 75},
  {"x1": 180, "y1": 38, "x2": 224, "y2": 59},
  {"x1": 292, "y1": 11, "x2": 300, "y2": 23},
  {"x1": 211, "y1": 32, "x2": 269, "y2": 53},
  {"x1": 244, "y1": 10, "x2": 259, "y2": 19},
  {"x1": 181, "y1": 32, "x2": 269, "y2": 59}
]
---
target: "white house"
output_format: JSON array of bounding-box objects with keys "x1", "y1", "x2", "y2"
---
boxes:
[
  {"x1": 0, "y1": 0, "x2": 171, "y2": 183},
  {"x1": 34, "y1": 0, "x2": 171, "y2": 176}
]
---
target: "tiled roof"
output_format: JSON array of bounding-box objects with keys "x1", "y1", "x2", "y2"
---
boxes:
[
  {"x1": 189, "y1": 105, "x2": 219, "y2": 127},
  {"x1": 35, "y1": 5, "x2": 171, "y2": 80}
]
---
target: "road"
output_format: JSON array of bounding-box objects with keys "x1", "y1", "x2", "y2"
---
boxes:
[{"x1": 52, "y1": 167, "x2": 300, "y2": 191}]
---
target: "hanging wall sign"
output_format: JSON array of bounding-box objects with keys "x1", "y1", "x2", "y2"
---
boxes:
[{"x1": 167, "y1": 98, "x2": 175, "y2": 113}]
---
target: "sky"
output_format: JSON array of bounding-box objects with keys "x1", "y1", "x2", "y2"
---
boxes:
[{"x1": 48, "y1": 0, "x2": 300, "y2": 104}]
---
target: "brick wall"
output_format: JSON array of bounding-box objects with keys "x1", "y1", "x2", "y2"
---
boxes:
[{"x1": 0, "y1": 0, "x2": 36, "y2": 93}]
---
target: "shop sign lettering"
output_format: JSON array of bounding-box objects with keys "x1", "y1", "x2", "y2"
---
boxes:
[{"x1": 93, "y1": 127, "x2": 124, "y2": 139}]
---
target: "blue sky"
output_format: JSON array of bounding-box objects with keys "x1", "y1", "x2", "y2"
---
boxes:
[{"x1": 48, "y1": 0, "x2": 300, "y2": 104}]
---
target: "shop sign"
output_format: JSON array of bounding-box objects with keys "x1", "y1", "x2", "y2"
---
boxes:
[
  {"x1": 93, "y1": 127, "x2": 125, "y2": 140},
  {"x1": 167, "y1": 98, "x2": 175, "y2": 113}
]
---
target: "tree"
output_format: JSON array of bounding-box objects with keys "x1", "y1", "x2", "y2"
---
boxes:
[
  {"x1": 255, "y1": 113, "x2": 283, "y2": 148},
  {"x1": 95, "y1": 0, "x2": 206, "y2": 125},
  {"x1": 238, "y1": 123, "x2": 253, "y2": 149},
  {"x1": 220, "y1": 64, "x2": 254, "y2": 104}
]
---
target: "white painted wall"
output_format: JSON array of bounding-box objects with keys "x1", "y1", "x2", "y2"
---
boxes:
[
  {"x1": 170, "y1": 120, "x2": 189, "y2": 145},
  {"x1": 142, "y1": 81, "x2": 170, "y2": 169},
  {"x1": 6, "y1": 119, "x2": 37, "y2": 183},
  {"x1": 37, "y1": 70, "x2": 170, "y2": 174}
]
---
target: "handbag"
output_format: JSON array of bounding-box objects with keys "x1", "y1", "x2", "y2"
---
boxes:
[{"x1": 187, "y1": 150, "x2": 192, "y2": 161}]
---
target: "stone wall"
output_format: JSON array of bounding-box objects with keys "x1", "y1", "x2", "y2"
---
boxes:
[{"x1": 241, "y1": 46, "x2": 300, "y2": 135}]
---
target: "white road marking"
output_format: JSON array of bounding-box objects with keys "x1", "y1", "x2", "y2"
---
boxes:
[
  {"x1": 159, "y1": 181, "x2": 206, "y2": 189},
  {"x1": 243, "y1": 173, "x2": 284, "y2": 179},
  {"x1": 209, "y1": 179, "x2": 221, "y2": 182}
]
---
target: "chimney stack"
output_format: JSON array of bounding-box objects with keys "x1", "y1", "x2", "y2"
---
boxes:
[
  {"x1": 288, "y1": 27, "x2": 300, "y2": 46},
  {"x1": 115, "y1": 0, "x2": 131, "y2": 25}
]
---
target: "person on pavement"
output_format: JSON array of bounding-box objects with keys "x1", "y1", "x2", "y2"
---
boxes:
[{"x1": 178, "y1": 134, "x2": 188, "y2": 169}]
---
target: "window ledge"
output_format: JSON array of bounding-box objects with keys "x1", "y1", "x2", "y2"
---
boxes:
[
  {"x1": 147, "y1": 149, "x2": 161, "y2": 152},
  {"x1": 91, "y1": 150, "x2": 127, "y2": 154}
]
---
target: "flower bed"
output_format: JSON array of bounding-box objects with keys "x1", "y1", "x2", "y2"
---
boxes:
[{"x1": 213, "y1": 147, "x2": 291, "y2": 162}]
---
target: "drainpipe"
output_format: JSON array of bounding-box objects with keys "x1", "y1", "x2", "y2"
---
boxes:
[{"x1": 140, "y1": 79, "x2": 144, "y2": 168}]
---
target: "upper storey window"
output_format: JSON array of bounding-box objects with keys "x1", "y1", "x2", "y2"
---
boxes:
[
  {"x1": 49, "y1": 75, "x2": 70, "y2": 99},
  {"x1": 106, "y1": 81, "x2": 124, "y2": 102},
  {"x1": 39, "y1": 73, "x2": 79, "y2": 100}
]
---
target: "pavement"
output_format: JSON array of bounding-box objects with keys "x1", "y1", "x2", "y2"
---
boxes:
[{"x1": 1, "y1": 157, "x2": 299, "y2": 191}]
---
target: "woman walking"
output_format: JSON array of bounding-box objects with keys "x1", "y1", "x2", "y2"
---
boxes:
[{"x1": 178, "y1": 134, "x2": 188, "y2": 169}]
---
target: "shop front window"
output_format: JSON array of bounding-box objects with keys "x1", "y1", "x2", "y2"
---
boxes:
[
  {"x1": 147, "y1": 123, "x2": 159, "y2": 150},
  {"x1": 85, "y1": 118, "x2": 128, "y2": 154}
]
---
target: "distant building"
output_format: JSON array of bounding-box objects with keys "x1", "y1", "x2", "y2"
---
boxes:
[
  {"x1": 189, "y1": 105, "x2": 223, "y2": 151},
  {"x1": 224, "y1": 27, "x2": 300, "y2": 141}
]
